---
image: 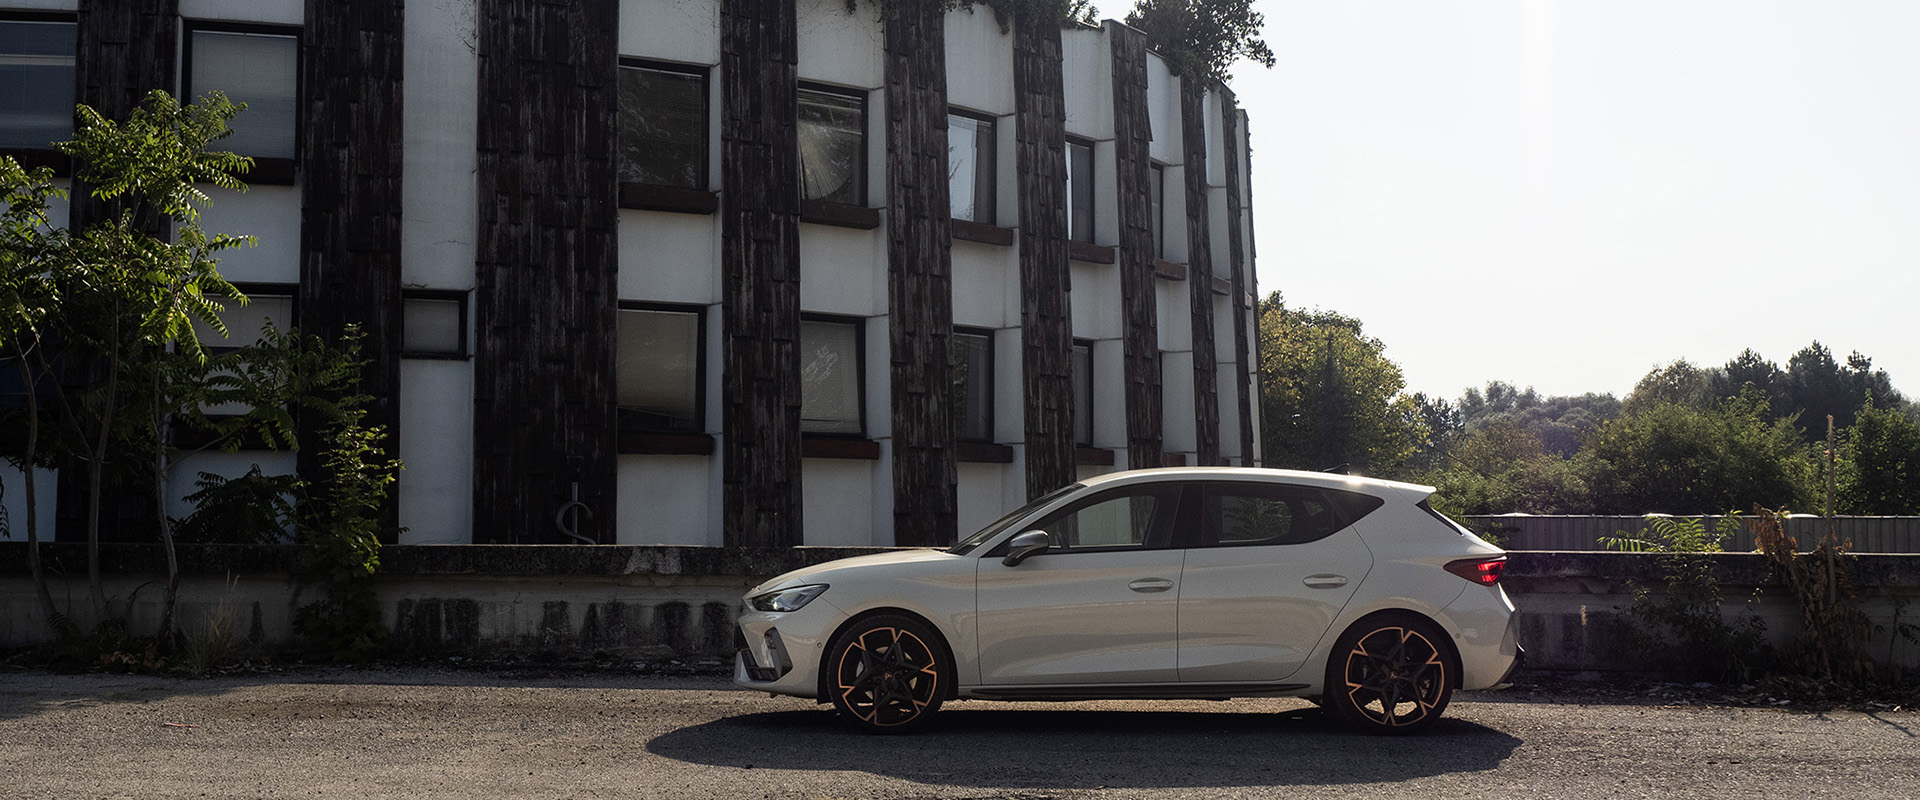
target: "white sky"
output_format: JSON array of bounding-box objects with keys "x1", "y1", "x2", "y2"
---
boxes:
[{"x1": 1227, "y1": 0, "x2": 1920, "y2": 403}]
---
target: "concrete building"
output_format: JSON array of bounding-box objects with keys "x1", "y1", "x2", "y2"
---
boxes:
[{"x1": 0, "y1": 0, "x2": 1260, "y2": 548}]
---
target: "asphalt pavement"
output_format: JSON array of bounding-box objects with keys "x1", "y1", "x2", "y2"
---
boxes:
[{"x1": 2, "y1": 667, "x2": 1914, "y2": 799}]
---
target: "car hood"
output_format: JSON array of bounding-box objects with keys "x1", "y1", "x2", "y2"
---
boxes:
[{"x1": 746, "y1": 549, "x2": 963, "y2": 597}]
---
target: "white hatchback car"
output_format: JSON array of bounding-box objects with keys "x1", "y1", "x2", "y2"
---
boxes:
[{"x1": 734, "y1": 467, "x2": 1523, "y2": 734}]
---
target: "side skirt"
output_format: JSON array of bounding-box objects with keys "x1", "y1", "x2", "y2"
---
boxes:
[{"x1": 962, "y1": 683, "x2": 1310, "y2": 702}]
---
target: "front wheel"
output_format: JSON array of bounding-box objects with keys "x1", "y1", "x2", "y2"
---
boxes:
[
  {"x1": 824, "y1": 614, "x2": 949, "y2": 733},
  {"x1": 1323, "y1": 613, "x2": 1457, "y2": 735}
]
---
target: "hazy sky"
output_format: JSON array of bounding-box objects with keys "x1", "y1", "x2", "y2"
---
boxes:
[{"x1": 1227, "y1": 0, "x2": 1920, "y2": 404}]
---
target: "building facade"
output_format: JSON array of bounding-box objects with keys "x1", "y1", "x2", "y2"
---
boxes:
[{"x1": 0, "y1": 0, "x2": 1260, "y2": 547}]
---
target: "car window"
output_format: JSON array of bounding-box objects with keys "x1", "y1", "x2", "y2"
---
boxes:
[
  {"x1": 1198, "y1": 483, "x2": 1369, "y2": 547},
  {"x1": 1017, "y1": 485, "x2": 1178, "y2": 552}
]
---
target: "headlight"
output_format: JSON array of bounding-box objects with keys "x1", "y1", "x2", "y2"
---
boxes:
[{"x1": 749, "y1": 584, "x2": 828, "y2": 613}]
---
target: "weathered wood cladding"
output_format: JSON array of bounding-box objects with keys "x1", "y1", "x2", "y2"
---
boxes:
[
  {"x1": 719, "y1": 0, "x2": 803, "y2": 548},
  {"x1": 1107, "y1": 23, "x2": 1161, "y2": 468},
  {"x1": 69, "y1": 0, "x2": 177, "y2": 229},
  {"x1": 884, "y1": 0, "x2": 957, "y2": 546},
  {"x1": 1179, "y1": 79, "x2": 1220, "y2": 466},
  {"x1": 472, "y1": 0, "x2": 619, "y2": 543},
  {"x1": 1218, "y1": 89, "x2": 1256, "y2": 463},
  {"x1": 1013, "y1": 12, "x2": 1075, "y2": 500},
  {"x1": 55, "y1": 0, "x2": 180, "y2": 543},
  {"x1": 299, "y1": 0, "x2": 405, "y2": 535}
]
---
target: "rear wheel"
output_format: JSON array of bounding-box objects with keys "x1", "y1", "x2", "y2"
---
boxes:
[
  {"x1": 824, "y1": 614, "x2": 949, "y2": 733},
  {"x1": 1324, "y1": 613, "x2": 1456, "y2": 735}
]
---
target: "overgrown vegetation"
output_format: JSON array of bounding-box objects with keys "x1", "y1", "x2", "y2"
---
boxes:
[
  {"x1": 1601, "y1": 515, "x2": 1769, "y2": 682},
  {"x1": 1126, "y1": 0, "x2": 1273, "y2": 82},
  {"x1": 2, "y1": 92, "x2": 396, "y2": 671}
]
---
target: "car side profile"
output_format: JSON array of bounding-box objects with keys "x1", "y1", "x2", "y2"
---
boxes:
[{"x1": 734, "y1": 467, "x2": 1524, "y2": 734}]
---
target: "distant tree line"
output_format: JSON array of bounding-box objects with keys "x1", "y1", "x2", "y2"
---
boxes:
[{"x1": 1256, "y1": 292, "x2": 1920, "y2": 516}]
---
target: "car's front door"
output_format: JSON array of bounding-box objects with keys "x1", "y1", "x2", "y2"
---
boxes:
[
  {"x1": 1176, "y1": 481, "x2": 1376, "y2": 683},
  {"x1": 974, "y1": 484, "x2": 1185, "y2": 685}
]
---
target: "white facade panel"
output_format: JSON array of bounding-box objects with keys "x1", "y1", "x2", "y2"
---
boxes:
[
  {"x1": 1155, "y1": 278, "x2": 1191, "y2": 351},
  {"x1": 950, "y1": 240, "x2": 1014, "y2": 329},
  {"x1": 943, "y1": 8, "x2": 1012, "y2": 116},
  {"x1": 1160, "y1": 349, "x2": 1196, "y2": 456},
  {"x1": 1145, "y1": 56, "x2": 1177, "y2": 164},
  {"x1": 1060, "y1": 26, "x2": 1110, "y2": 139},
  {"x1": 802, "y1": 458, "x2": 877, "y2": 545},
  {"x1": 1091, "y1": 339, "x2": 1126, "y2": 450},
  {"x1": 615, "y1": 455, "x2": 710, "y2": 545},
  {"x1": 398, "y1": 358, "x2": 473, "y2": 544},
  {"x1": 199, "y1": 184, "x2": 299, "y2": 284},
  {"x1": 992, "y1": 326, "x2": 1021, "y2": 444},
  {"x1": 179, "y1": 0, "x2": 299, "y2": 25},
  {"x1": 617, "y1": 211, "x2": 719, "y2": 304},
  {"x1": 166, "y1": 450, "x2": 296, "y2": 528},
  {"x1": 799, "y1": 224, "x2": 885, "y2": 317},
  {"x1": 956, "y1": 461, "x2": 1010, "y2": 541},
  {"x1": 795, "y1": 0, "x2": 882, "y2": 89},
  {"x1": 618, "y1": 0, "x2": 719, "y2": 67},
  {"x1": 0, "y1": 467, "x2": 57, "y2": 542},
  {"x1": 401, "y1": 0, "x2": 480, "y2": 291},
  {"x1": 1069, "y1": 261, "x2": 1121, "y2": 339}
]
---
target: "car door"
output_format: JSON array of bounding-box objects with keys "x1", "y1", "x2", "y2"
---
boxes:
[
  {"x1": 1176, "y1": 481, "x2": 1377, "y2": 683},
  {"x1": 974, "y1": 483, "x2": 1185, "y2": 685}
]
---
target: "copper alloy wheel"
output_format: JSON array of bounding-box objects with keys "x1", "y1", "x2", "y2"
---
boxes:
[
  {"x1": 1336, "y1": 622, "x2": 1451, "y2": 732},
  {"x1": 830, "y1": 620, "x2": 945, "y2": 731}
]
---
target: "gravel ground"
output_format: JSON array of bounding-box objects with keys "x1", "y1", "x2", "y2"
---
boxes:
[{"x1": 2, "y1": 666, "x2": 1915, "y2": 799}]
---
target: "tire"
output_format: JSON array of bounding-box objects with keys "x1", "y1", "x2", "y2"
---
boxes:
[
  {"x1": 1323, "y1": 612, "x2": 1457, "y2": 735},
  {"x1": 823, "y1": 614, "x2": 950, "y2": 733}
]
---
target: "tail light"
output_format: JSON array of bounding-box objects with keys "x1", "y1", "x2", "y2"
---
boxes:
[{"x1": 1444, "y1": 556, "x2": 1506, "y2": 586}]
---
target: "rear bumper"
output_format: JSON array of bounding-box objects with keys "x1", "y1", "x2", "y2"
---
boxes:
[{"x1": 1490, "y1": 644, "x2": 1526, "y2": 690}]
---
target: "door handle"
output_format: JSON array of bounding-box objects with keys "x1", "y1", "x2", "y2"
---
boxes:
[
  {"x1": 1128, "y1": 578, "x2": 1175, "y2": 593},
  {"x1": 1303, "y1": 574, "x2": 1348, "y2": 588}
]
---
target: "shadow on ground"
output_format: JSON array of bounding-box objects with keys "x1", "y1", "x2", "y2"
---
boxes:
[{"x1": 648, "y1": 704, "x2": 1523, "y2": 790}]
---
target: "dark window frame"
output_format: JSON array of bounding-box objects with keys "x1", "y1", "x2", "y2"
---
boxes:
[
  {"x1": 952, "y1": 325, "x2": 995, "y2": 443},
  {"x1": 0, "y1": 11, "x2": 77, "y2": 174},
  {"x1": 798, "y1": 312, "x2": 868, "y2": 438},
  {"x1": 400, "y1": 288, "x2": 470, "y2": 360},
  {"x1": 617, "y1": 300, "x2": 708, "y2": 435},
  {"x1": 616, "y1": 57, "x2": 711, "y2": 199},
  {"x1": 1066, "y1": 136, "x2": 1095, "y2": 244},
  {"x1": 946, "y1": 107, "x2": 996, "y2": 225},
  {"x1": 796, "y1": 82, "x2": 869, "y2": 208},
  {"x1": 181, "y1": 20, "x2": 303, "y2": 185}
]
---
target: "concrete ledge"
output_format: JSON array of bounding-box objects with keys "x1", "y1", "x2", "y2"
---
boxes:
[{"x1": 5, "y1": 545, "x2": 1918, "y2": 673}]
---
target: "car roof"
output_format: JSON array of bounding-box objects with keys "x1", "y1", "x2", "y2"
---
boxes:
[{"x1": 1074, "y1": 467, "x2": 1435, "y2": 499}]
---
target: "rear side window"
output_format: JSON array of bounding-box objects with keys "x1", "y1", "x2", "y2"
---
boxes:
[{"x1": 1197, "y1": 483, "x2": 1381, "y2": 547}]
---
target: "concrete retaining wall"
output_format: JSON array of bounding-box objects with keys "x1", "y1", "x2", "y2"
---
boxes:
[{"x1": 5, "y1": 544, "x2": 1919, "y2": 675}]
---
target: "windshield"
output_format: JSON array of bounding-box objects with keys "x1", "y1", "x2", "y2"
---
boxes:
[{"x1": 947, "y1": 482, "x2": 1084, "y2": 555}]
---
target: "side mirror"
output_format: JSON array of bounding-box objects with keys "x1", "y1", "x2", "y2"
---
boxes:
[{"x1": 1002, "y1": 530, "x2": 1051, "y2": 567}]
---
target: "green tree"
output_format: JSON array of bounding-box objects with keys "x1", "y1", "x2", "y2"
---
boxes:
[
  {"x1": 1257, "y1": 293, "x2": 1425, "y2": 476},
  {"x1": 57, "y1": 91, "x2": 253, "y2": 638},
  {"x1": 1581, "y1": 392, "x2": 1817, "y2": 515},
  {"x1": 1126, "y1": 0, "x2": 1274, "y2": 81},
  {"x1": 0, "y1": 156, "x2": 70, "y2": 633},
  {"x1": 1838, "y1": 403, "x2": 1920, "y2": 514}
]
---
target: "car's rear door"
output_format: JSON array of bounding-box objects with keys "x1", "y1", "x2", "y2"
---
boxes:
[
  {"x1": 974, "y1": 483, "x2": 1185, "y2": 685},
  {"x1": 1175, "y1": 481, "x2": 1377, "y2": 683}
]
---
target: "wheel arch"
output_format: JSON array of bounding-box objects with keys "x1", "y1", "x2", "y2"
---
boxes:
[
  {"x1": 1329, "y1": 607, "x2": 1465, "y2": 689},
  {"x1": 816, "y1": 606, "x2": 962, "y2": 701}
]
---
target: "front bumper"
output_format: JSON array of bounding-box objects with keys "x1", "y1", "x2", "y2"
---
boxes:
[{"x1": 733, "y1": 601, "x2": 848, "y2": 699}]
